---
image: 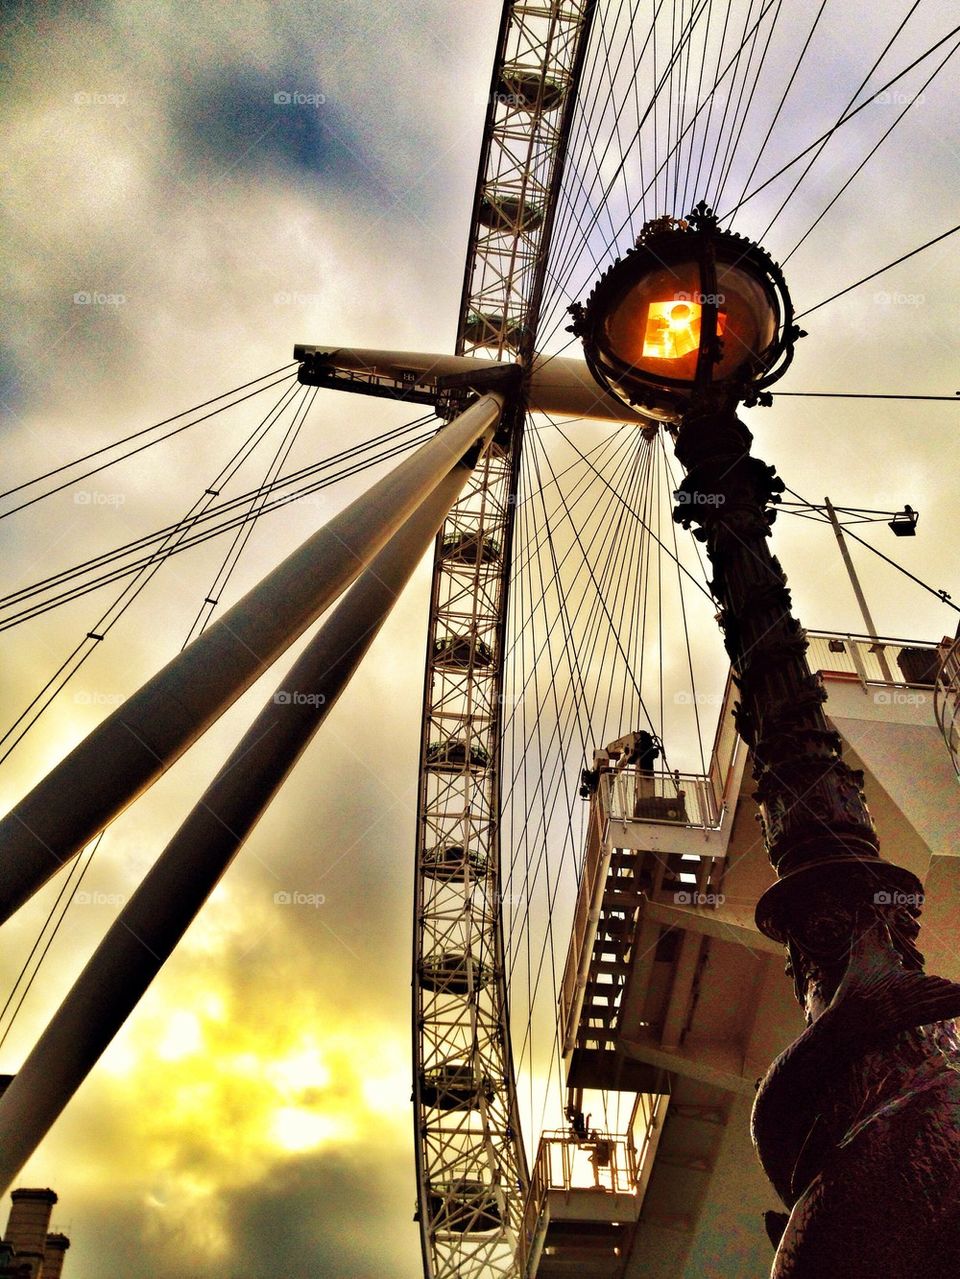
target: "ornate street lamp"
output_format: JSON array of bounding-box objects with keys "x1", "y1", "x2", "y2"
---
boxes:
[
  {"x1": 571, "y1": 202, "x2": 960, "y2": 1277},
  {"x1": 570, "y1": 201, "x2": 797, "y2": 423}
]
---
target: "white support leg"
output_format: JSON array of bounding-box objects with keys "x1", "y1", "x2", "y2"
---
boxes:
[
  {"x1": 0, "y1": 394, "x2": 502, "y2": 924},
  {"x1": 0, "y1": 439, "x2": 491, "y2": 1193}
]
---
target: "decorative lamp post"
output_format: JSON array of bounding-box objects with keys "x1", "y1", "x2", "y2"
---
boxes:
[{"x1": 570, "y1": 202, "x2": 960, "y2": 1277}]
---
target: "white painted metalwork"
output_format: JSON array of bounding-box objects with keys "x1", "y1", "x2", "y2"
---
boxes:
[
  {"x1": 413, "y1": 5, "x2": 599, "y2": 1276},
  {"x1": 0, "y1": 453, "x2": 488, "y2": 1195},
  {"x1": 0, "y1": 395, "x2": 502, "y2": 927}
]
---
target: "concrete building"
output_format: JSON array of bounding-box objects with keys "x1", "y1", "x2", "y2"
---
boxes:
[
  {"x1": 1, "y1": 1189, "x2": 69, "y2": 1279},
  {"x1": 522, "y1": 629, "x2": 960, "y2": 1278}
]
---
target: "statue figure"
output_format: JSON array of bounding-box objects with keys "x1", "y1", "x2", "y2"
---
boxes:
[{"x1": 752, "y1": 895, "x2": 960, "y2": 1277}]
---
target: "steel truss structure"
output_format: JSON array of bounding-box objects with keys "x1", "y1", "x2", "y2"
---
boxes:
[{"x1": 412, "y1": 4, "x2": 597, "y2": 1276}]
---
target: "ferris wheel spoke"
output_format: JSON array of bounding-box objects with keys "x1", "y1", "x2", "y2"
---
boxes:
[
  {"x1": 542, "y1": 0, "x2": 781, "y2": 344},
  {"x1": 780, "y1": 32, "x2": 960, "y2": 267},
  {"x1": 752, "y1": 1, "x2": 925, "y2": 246},
  {"x1": 720, "y1": 19, "x2": 960, "y2": 225}
]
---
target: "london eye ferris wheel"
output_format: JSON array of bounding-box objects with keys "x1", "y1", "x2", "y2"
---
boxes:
[{"x1": 0, "y1": 3, "x2": 958, "y2": 1277}]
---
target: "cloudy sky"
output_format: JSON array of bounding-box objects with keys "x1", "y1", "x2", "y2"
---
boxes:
[{"x1": 1, "y1": 2, "x2": 958, "y2": 1276}]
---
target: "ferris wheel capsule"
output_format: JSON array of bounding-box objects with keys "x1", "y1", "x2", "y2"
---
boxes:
[
  {"x1": 478, "y1": 192, "x2": 545, "y2": 233},
  {"x1": 497, "y1": 65, "x2": 565, "y2": 112}
]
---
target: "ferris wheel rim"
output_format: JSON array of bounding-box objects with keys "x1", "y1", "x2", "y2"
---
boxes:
[{"x1": 410, "y1": 4, "x2": 602, "y2": 1276}]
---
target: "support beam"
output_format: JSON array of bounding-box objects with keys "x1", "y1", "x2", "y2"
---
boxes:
[
  {"x1": 824, "y1": 496, "x2": 895, "y2": 683},
  {"x1": 620, "y1": 1034, "x2": 757, "y2": 1097},
  {"x1": 0, "y1": 394, "x2": 502, "y2": 925},
  {"x1": 643, "y1": 901, "x2": 782, "y2": 957},
  {"x1": 0, "y1": 452, "x2": 486, "y2": 1194},
  {"x1": 295, "y1": 345, "x2": 648, "y2": 424},
  {"x1": 660, "y1": 931, "x2": 703, "y2": 1052}
]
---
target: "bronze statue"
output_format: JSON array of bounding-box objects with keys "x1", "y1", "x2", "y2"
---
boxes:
[{"x1": 752, "y1": 900, "x2": 960, "y2": 1278}]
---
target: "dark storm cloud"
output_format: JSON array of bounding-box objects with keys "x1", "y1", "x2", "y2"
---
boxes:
[
  {"x1": 223, "y1": 1152, "x2": 419, "y2": 1279},
  {"x1": 65, "y1": 1156, "x2": 419, "y2": 1273},
  {"x1": 175, "y1": 67, "x2": 381, "y2": 194},
  {"x1": 1, "y1": 0, "x2": 104, "y2": 26},
  {"x1": 68, "y1": 1150, "x2": 419, "y2": 1279}
]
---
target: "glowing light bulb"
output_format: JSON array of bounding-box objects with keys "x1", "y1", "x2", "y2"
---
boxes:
[{"x1": 640, "y1": 299, "x2": 726, "y2": 360}]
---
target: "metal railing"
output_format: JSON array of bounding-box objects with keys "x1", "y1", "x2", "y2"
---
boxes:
[
  {"x1": 559, "y1": 803, "x2": 606, "y2": 1052},
  {"x1": 519, "y1": 1095, "x2": 667, "y2": 1276},
  {"x1": 806, "y1": 629, "x2": 941, "y2": 688},
  {"x1": 709, "y1": 669, "x2": 741, "y2": 813},
  {"x1": 604, "y1": 767, "x2": 722, "y2": 830},
  {"x1": 630, "y1": 1090, "x2": 666, "y2": 1189},
  {"x1": 934, "y1": 635, "x2": 960, "y2": 778},
  {"x1": 519, "y1": 1132, "x2": 635, "y2": 1276},
  {"x1": 533, "y1": 1130, "x2": 638, "y2": 1195}
]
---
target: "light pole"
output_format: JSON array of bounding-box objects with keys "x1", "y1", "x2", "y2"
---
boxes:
[{"x1": 570, "y1": 201, "x2": 960, "y2": 1277}]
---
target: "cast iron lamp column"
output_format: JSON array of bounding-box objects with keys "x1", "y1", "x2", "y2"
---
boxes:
[{"x1": 571, "y1": 203, "x2": 960, "y2": 1278}]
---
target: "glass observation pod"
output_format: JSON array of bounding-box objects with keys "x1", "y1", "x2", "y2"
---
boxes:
[
  {"x1": 419, "y1": 1062, "x2": 497, "y2": 1111},
  {"x1": 461, "y1": 311, "x2": 526, "y2": 351},
  {"x1": 497, "y1": 65, "x2": 565, "y2": 112},
  {"x1": 426, "y1": 1181, "x2": 503, "y2": 1234},
  {"x1": 440, "y1": 528, "x2": 503, "y2": 567},
  {"x1": 433, "y1": 634, "x2": 494, "y2": 669},
  {"x1": 478, "y1": 192, "x2": 545, "y2": 234},
  {"x1": 425, "y1": 738, "x2": 490, "y2": 771},
  {"x1": 422, "y1": 842, "x2": 489, "y2": 882},
  {"x1": 420, "y1": 951, "x2": 494, "y2": 995}
]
